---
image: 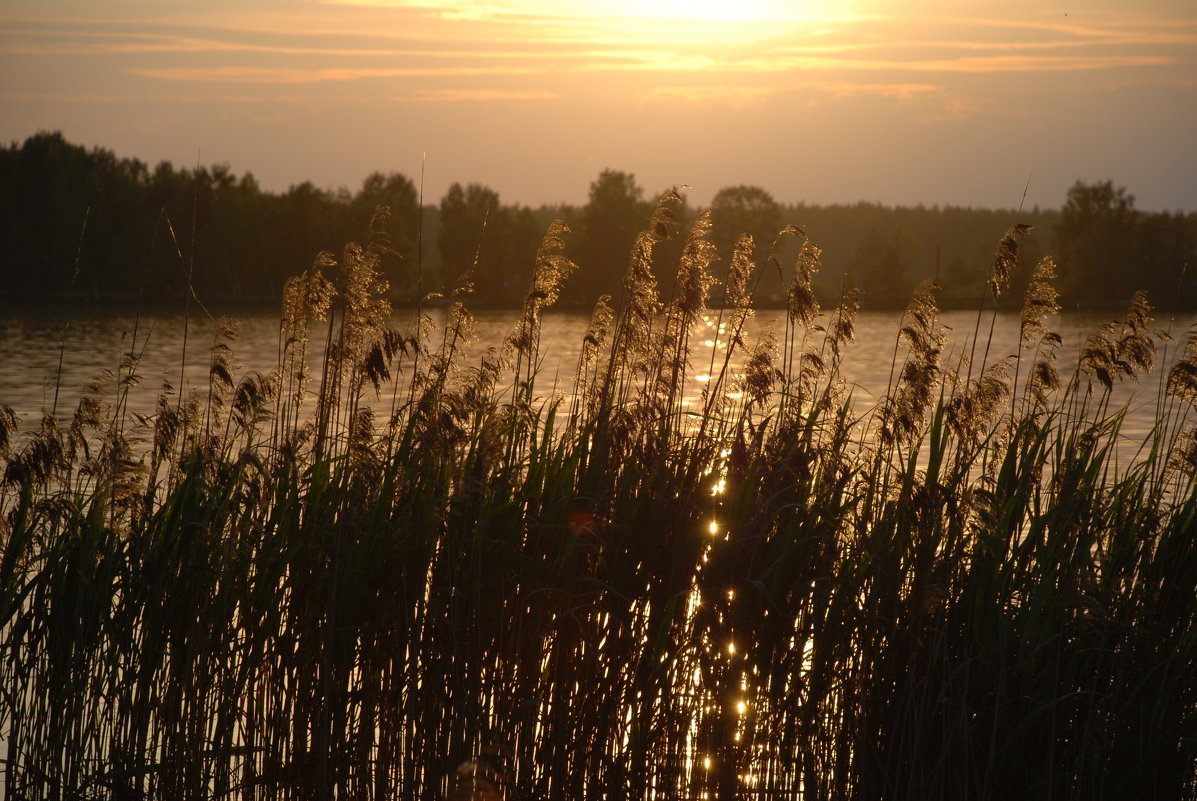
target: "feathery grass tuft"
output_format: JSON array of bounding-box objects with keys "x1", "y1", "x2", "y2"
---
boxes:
[{"x1": 1, "y1": 207, "x2": 1194, "y2": 801}]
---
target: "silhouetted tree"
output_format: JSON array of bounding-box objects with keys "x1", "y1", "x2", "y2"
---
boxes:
[
  {"x1": 272, "y1": 182, "x2": 346, "y2": 292},
  {"x1": 571, "y1": 169, "x2": 648, "y2": 308},
  {"x1": 4, "y1": 133, "x2": 1192, "y2": 311},
  {"x1": 439, "y1": 183, "x2": 511, "y2": 304},
  {"x1": 351, "y1": 172, "x2": 419, "y2": 292},
  {"x1": 1054, "y1": 180, "x2": 1197, "y2": 310},
  {"x1": 1134, "y1": 210, "x2": 1197, "y2": 309},
  {"x1": 851, "y1": 227, "x2": 911, "y2": 308},
  {"x1": 496, "y1": 206, "x2": 546, "y2": 306},
  {"x1": 709, "y1": 185, "x2": 783, "y2": 263},
  {"x1": 1054, "y1": 181, "x2": 1140, "y2": 309}
]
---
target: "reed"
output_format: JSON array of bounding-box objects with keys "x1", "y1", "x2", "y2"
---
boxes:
[{"x1": 1, "y1": 197, "x2": 1195, "y2": 801}]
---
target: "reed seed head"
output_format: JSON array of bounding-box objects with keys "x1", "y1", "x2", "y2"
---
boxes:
[
  {"x1": 1020, "y1": 256, "x2": 1060, "y2": 349},
  {"x1": 990, "y1": 222, "x2": 1032, "y2": 301},
  {"x1": 675, "y1": 211, "x2": 717, "y2": 318},
  {"x1": 787, "y1": 241, "x2": 821, "y2": 328}
]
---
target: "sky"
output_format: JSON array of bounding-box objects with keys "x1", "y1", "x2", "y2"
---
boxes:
[{"x1": 2, "y1": 0, "x2": 1195, "y2": 212}]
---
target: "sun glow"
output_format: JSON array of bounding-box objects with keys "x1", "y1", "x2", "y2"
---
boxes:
[
  {"x1": 601, "y1": 0, "x2": 783, "y2": 20},
  {"x1": 367, "y1": 0, "x2": 811, "y2": 23}
]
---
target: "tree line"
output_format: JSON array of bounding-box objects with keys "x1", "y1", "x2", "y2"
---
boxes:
[{"x1": 1, "y1": 131, "x2": 1193, "y2": 310}]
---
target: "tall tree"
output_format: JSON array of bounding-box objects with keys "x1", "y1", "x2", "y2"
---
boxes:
[
  {"x1": 851, "y1": 226, "x2": 910, "y2": 308},
  {"x1": 709, "y1": 185, "x2": 783, "y2": 264},
  {"x1": 351, "y1": 172, "x2": 419, "y2": 293},
  {"x1": 440, "y1": 183, "x2": 538, "y2": 304},
  {"x1": 495, "y1": 206, "x2": 546, "y2": 306},
  {"x1": 573, "y1": 169, "x2": 647, "y2": 307},
  {"x1": 1054, "y1": 180, "x2": 1139, "y2": 309}
]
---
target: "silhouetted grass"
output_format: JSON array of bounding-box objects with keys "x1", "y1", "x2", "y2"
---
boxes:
[{"x1": 1, "y1": 199, "x2": 1195, "y2": 800}]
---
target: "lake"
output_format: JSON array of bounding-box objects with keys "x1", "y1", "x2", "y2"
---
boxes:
[{"x1": 2, "y1": 303, "x2": 1192, "y2": 448}]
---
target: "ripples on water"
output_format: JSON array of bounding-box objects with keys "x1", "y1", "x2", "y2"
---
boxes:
[{"x1": 1, "y1": 305, "x2": 1191, "y2": 446}]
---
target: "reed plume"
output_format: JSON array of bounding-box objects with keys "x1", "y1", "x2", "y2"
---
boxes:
[
  {"x1": 509, "y1": 219, "x2": 578, "y2": 393},
  {"x1": 2, "y1": 211, "x2": 1194, "y2": 801},
  {"x1": 1166, "y1": 330, "x2": 1197, "y2": 408},
  {"x1": 699, "y1": 233, "x2": 758, "y2": 423},
  {"x1": 787, "y1": 240, "x2": 821, "y2": 329},
  {"x1": 1000, "y1": 255, "x2": 1063, "y2": 421},
  {"x1": 878, "y1": 280, "x2": 945, "y2": 449},
  {"x1": 648, "y1": 211, "x2": 717, "y2": 427},
  {"x1": 596, "y1": 188, "x2": 679, "y2": 419},
  {"x1": 989, "y1": 222, "x2": 1032, "y2": 302},
  {"x1": 0, "y1": 403, "x2": 17, "y2": 459},
  {"x1": 1077, "y1": 293, "x2": 1161, "y2": 396}
]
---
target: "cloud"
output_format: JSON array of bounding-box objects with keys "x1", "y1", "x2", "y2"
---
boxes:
[
  {"x1": 127, "y1": 66, "x2": 542, "y2": 84},
  {"x1": 641, "y1": 85, "x2": 775, "y2": 104},
  {"x1": 642, "y1": 82, "x2": 941, "y2": 105},
  {"x1": 0, "y1": 20, "x2": 649, "y2": 70},
  {"x1": 0, "y1": 89, "x2": 311, "y2": 104},
  {"x1": 0, "y1": 34, "x2": 409, "y2": 58},
  {"x1": 886, "y1": 54, "x2": 1176, "y2": 73},
  {"x1": 401, "y1": 88, "x2": 557, "y2": 102},
  {"x1": 816, "y1": 82, "x2": 941, "y2": 99},
  {"x1": 3, "y1": 1, "x2": 1192, "y2": 119}
]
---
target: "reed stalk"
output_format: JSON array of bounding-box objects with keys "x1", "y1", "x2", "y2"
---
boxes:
[{"x1": 1, "y1": 207, "x2": 1194, "y2": 801}]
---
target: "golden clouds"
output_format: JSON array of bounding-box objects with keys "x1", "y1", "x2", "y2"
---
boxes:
[
  {"x1": 1, "y1": 0, "x2": 1193, "y2": 142},
  {"x1": 127, "y1": 66, "x2": 542, "y2": 84}
]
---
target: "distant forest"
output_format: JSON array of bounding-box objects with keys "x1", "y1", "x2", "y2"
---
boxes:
[{"x1": 2, "y1": 131, "x2": 1194, "y2": 311}]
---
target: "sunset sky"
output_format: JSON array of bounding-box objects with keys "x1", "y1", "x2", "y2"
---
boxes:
[{"x1": 2, "y1": 0, "x2": 1195, "y2": 211}]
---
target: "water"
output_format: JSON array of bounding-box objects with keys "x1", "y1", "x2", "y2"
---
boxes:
[{"x1": 1, "y1": 304, "x2": 1192, "y2": 447}]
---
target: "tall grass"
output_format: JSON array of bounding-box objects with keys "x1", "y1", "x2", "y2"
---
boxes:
[{"x1": 1, "y1": 199, "x2": 1195, "y2": 800}]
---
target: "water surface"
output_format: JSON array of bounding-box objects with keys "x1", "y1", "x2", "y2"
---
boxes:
[{"x1": 1, "y1": 304, "x2": 1191, "y2": 447}]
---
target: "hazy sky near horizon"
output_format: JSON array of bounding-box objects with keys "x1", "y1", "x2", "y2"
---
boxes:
[{"x1": 2, "y1": 0, "x2": 1195, "y2": 211}]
